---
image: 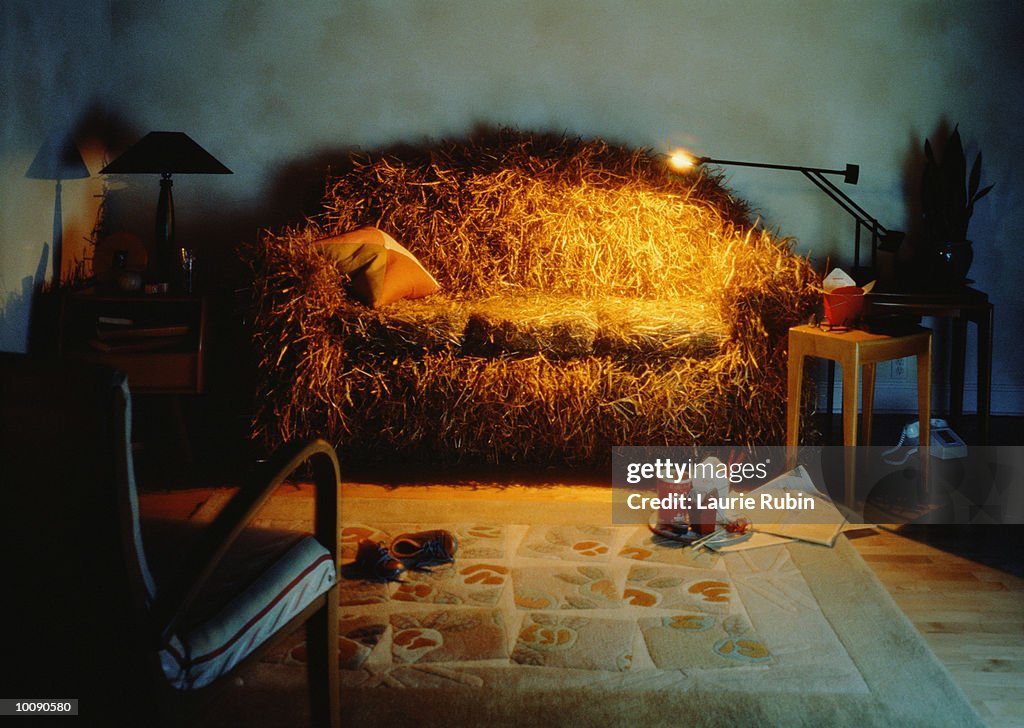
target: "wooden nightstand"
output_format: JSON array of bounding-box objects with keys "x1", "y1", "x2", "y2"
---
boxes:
[
  {"x1": 865, "y1": 287, "x2": 993, "y2": 443},
  {"x1": 57, "y1": 289, "x2": 208, "y2": 472},
  {"x1": 57, "y1": 289, "x2": 207, "y2": 394}
]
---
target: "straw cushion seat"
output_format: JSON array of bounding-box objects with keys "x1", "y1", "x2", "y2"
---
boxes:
[
  {"x1": 247, "y1": 129, "x2": 818, "y2": 467},
  {"x1": 330, "y1": 294, "x2": 726, "y2": 362}
]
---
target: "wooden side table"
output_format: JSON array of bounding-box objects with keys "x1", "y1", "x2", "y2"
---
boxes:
[
  {"x1": 865, "y1": 287, "x2": 993, "y2": 442},
  {"x1": 57, "y1": 289, "x2": 207, "y2": 465},
  {"x1": 57, "y1": 290, "x2": 206, "y2": 394},
  {"x1": 786, "y1": 324, "x2": 932, "y2": 507}
]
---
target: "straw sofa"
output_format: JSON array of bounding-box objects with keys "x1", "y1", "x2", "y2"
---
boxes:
[{"x1": 247, "y1": 130, "x2": 818, "y2": 468}]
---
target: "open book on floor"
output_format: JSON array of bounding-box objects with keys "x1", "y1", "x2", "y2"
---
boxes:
[{"x1": 737, "y1": 466, "x2": 846, "y2": 547}]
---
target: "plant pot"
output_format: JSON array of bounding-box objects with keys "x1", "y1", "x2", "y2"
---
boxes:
[{"x1": 934, "y1": 240, "x2": 973, "y2": 288}]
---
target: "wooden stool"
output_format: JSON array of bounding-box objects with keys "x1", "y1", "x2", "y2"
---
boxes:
[{"x1": 785, "y1": 324, "x2": 932, "y2": 507}]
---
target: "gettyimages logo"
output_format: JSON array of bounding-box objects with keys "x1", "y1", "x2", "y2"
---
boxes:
[{"x1": 624, "y1": 457, "x2": 769, "y2": 485}]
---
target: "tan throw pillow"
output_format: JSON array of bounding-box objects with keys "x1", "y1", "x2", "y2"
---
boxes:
[{"x1": 317, "y1": 226, "x2": 439, "y2": 307}]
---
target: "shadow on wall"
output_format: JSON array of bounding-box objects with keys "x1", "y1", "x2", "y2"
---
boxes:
[
  {"x1": 893, "y1": 118, "x2": 955, "y2": 280},
  {"x1": 261, "y1": 149, "x2": 359, "y2": 230},
  {"x1": 879, "y1": 117, "x2": 994, "y2": 295},
  {"x1": 171, "y1": 143, "x2": 382, "y2": 290},
  {"x1": 0, "y1": 247, "x2": 48, "y2": 352},
  {"x1": 2, "y1": 108, "x2": 132, "y2": 353}
]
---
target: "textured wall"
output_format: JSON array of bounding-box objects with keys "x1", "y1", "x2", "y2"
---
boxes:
[
  {"x1": 3, "y1": 1, "x2": 1022, "y2": 414},
  {"x1": 105, "y1": 2, "x2": 1022, "y2": 248},
  {"x1": 0, "y1": 1, "x2": 111, "y2": 350}
]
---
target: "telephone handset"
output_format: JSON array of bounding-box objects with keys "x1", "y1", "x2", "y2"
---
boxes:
[
  {"x1": 901, "y1": 418, "x2": 948, "y2": 445},
  {"x1": 882, "y1": 419, "x2": 967, "y2": 465}
]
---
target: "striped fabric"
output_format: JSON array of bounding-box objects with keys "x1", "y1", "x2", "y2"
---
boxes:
[
  {"x1": 120, "y1": 377, "x2": 159, "y2": 602},
  {"x1": 159, "y1": 535, "x2": 336, "y2": 689}
]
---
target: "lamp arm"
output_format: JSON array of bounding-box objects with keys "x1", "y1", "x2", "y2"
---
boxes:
[
  {"x1": 806, "y1": 171, "x2": 887, "y2": 235},
  {"x1": 155, "y1": 173, "x2": 175, "y2": 281},
  {"x1": 699, "y1": 157, "x2": 854, "y2": 180},
  {"x1": 695, "y1": 155, "x2": 887, "y2": 273},
  {"x1": 803, "y1": 171, "x2": 887, "y2": 271}
]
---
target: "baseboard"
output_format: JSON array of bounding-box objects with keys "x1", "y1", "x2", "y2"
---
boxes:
[{"x1": 815, "y1": 382, "x2": 1024, "y2": 416}]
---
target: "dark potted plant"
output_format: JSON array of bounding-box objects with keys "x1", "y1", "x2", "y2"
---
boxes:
[{"x1": 919, "y1": 125, "x2": 993, "y2": 287}]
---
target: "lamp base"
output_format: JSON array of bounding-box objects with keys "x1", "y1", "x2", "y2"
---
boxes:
[{"x1": 154, "y1": 174, "x2": 175, "y2": 283}]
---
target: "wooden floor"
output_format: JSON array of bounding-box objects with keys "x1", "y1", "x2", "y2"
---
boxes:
[
  {"x1": 139, "y1": 483, "x2": 1024, "y2": 727},
  {"x1": 845, "y1": 525, "x2": 1024, "y2": 727}
]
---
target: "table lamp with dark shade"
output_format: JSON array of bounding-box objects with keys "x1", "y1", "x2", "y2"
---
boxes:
[
  {"x1": 101, "y1": 131, "x2": 231, "y2": 283},
  {"x1": 26, "y1": 132, "x2": 91, "y2": 284}
]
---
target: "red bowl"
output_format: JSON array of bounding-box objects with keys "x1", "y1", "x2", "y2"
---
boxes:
[{"x1": 823, "y1": 286, "x2": 865, "y2": 327}]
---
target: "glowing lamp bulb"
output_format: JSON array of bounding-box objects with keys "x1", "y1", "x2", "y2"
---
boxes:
[{"x1": 668, "y1": 149, "x2": 697, "y2": 172}]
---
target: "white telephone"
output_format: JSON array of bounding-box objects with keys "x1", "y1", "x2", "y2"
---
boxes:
[{"x1": 882, "y1": 419, "x2": 967, "y2": 465}]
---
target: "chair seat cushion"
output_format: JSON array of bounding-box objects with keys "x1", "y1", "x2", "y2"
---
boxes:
[{"x1": 159, "y1": 532, "x2": 336, "y2": 689}]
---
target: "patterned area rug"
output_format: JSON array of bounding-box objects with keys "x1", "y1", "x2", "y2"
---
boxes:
[
  {"x1": 329, "y1": 521, "x2": 779, "y2": 678},
  {"x1": 193, "y1": 490, "x2": 985, "y2": 728}
]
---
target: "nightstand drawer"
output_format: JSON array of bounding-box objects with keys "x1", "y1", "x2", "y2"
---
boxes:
[
  {"x1": 73, "y1": 350, "x2": 202, "y2": 393},
  {"x1": 58, "y1": 290, "x2": 206, "y2": 395}
]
